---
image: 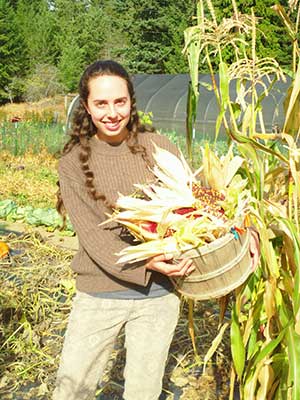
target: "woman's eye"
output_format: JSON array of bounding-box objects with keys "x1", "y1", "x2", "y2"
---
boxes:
[{"x1": 116, "y1": 99, "x2": 126, "y2": 105}]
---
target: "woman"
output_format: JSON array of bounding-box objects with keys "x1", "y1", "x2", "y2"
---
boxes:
[{"x1": 53, "y1": 60, "x2": 195, "y2": 400}]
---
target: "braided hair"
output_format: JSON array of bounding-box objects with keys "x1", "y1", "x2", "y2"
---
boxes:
[{"x1": 56, "y1": 60, "x2": 154, "y2": 224}]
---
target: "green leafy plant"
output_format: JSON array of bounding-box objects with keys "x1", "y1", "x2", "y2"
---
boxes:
[
  {"x1": 0, "y1": 200, "x2": 73, "y2": 234},
  {"x1": 137, "y1": 110, "x2": 153, "y2": 126}
]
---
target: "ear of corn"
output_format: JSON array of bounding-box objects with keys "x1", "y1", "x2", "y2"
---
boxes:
[
  {"x1": 151, "y1": 142, "x2": 195, "y2": 184},
  {"x1": 201, "y1": 144, "x2": 245, "y2": 191},
  {"x1": 116, "y1": 236, "x2": 180, "y2": 264},
  {"x1": 104, "y1": 144, "x2": 252, "y2": 263}
]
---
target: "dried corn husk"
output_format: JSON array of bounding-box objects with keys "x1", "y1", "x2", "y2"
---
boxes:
[{"x1": 102, "y1": 143, "x2": 252, "y2": 263}]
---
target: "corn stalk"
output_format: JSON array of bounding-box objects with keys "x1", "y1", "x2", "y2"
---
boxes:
[
  {"x1": 183, "y1": 1, "x2": 300, "y2": 398},
  {"x1": 273, "y1": 2, "x2": 300, "y2": 139}
]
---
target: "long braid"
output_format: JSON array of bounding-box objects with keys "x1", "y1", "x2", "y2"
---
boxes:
[{"x1": 78, "y1": 133, "x2": 112, "y2": 207}]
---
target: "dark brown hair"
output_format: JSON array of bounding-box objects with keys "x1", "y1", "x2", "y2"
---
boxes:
[{"x1": 56, "y1": 60, "x2": 154, "y2": 224}]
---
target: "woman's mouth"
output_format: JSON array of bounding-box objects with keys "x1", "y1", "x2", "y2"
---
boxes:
[{"x1": 104, "y1": 121, "x2": 121, "y2": 132}]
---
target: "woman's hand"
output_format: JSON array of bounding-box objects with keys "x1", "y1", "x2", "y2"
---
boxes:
[
  {"x1": 249, "y1": 228, "x2": 260, "y2": 271},
  {"x1": 146, "y1": 253, "x2": 195, "y2": 277}
]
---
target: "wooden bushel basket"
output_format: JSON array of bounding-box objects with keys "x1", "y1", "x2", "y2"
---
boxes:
[{"x1": 171, "y1": 229, "x2": 252, "y2": 300}]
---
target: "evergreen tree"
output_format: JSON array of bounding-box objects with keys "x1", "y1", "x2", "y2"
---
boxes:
[
  {"x1": 100, "y1": 0, "x2": 128, "y2": 62},
  {"x1": 251, "y1": 0, "x2": 292, "y2": 69},
  {"x1": 53, "y1": 0, "x2": 106, "y2": 91},
  {"x1": 57, "y1": 41, "x2": 85, "y2": 92},
  {"x1": 163, "y1": 1, "x2": 196, "y2": 73},
  {"x1": 15, "y1": 0, "x2": 57, "y2": 71},
  {"x1": 115, "y1": 0, "x2": 169, "y2": 73},
  {"x1": 0, "y1": 0, "x2": 296, "y2": 103},
  {"x1": 0, "y1": 0, "x2": 25, "y2": 103},
  {"x1": 111, "y1": 0, "x2": 196, "y2": 74},
  {"x1": 79, "y1": 1, "x2": 108, "y2": 63}
]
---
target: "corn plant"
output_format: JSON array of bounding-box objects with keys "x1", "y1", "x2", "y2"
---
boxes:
[
  {"x1": 184, "y1": 1, "x2": 300, "y2": 399},
  {"x1": 273, "y1": 0, "x2": 300, "y2": 138}
]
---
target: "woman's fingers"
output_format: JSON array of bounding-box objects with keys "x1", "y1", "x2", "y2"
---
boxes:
[
  {"x1": 163, "y1": 258, "x2": 195, "y2": 277},
  {"x1": 146, "y1": 254, "x2": 195, "y2": 277}
]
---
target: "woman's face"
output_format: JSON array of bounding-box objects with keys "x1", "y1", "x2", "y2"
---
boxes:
[{"x1": 85, "y1": 75, "x2": 131, "y2": 144}]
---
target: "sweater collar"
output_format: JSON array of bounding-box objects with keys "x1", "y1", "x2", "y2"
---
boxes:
[{"x1": 89, "y1": 135, "x2": 131, "y2": 156}]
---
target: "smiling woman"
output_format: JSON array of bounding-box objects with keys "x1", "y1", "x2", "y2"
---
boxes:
[{"x1": 53, "y1": 60, "x2": 193, "y2": 400}]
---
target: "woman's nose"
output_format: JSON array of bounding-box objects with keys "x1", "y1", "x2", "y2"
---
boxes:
[{"x1": 107, "y1": 104, "x2": 117, "y2": 118}]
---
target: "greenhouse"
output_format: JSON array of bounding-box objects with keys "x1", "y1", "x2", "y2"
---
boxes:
[{"x1": 68, "y1": 74, "x2": 292, "y2": 138}]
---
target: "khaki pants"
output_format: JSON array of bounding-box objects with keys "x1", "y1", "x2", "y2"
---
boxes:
[{"x1": 52, "y1": 291, "x2": 180, "y2": 400}]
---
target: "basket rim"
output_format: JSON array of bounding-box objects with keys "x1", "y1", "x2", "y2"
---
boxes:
[
  {"x1": 176, "y1": 229, "x2": 249, "y2": 260},
  {"x1": 180, "y1": 230, "x2": 250, "y2": 282}
]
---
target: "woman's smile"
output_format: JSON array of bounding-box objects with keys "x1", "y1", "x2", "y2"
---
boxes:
[{"x1": 104, "y1": 120, "x2": 121, "y2": 131}]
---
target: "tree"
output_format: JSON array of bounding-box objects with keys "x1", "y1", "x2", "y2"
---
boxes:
[
  {"x1": 53, "y1": 0, "x2": 107, "y2": 91},
  {"x1": 80, "y1": 1, "x2": 109, "y2": 62},
  {"x1": 0, "y1": 0, "x2": 296, "y2": 103},
  {"x1": 14, "y1": 0, "x2": 57, "y2": 72},
  {"x1": 57, "y1": 42, "x2": 85, "y2": 92},
  {"x1": 98, "y1": 0, "x2": 128, "y2": 62},
  {"x1": 162, "y1": 1, "x2": 196, "y2": 73},
  {"x1": 23, "y1": 64, "x2": 65, "y2": 102},
  {"x1": 0, "y1": 0, "x2": 25, "y2": 103},
  {"x1": 111, "y1": 0, "x2": 196, "y2": 74}
]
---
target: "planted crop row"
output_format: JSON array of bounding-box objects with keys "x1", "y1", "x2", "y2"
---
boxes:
[{"x1": 0, "y1": 121, "x2": 67, "y2": 156}]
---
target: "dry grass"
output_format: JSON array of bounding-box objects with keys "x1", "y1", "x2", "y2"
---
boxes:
[
  {"x1": 0, "y1": 230, "x2": 75, "y2": 399},
  {"x1": 0, "y1": 96, "x2": 71, "y2": 122},
  {"x1": 0, "y1": 150, "x2": 58, "y2": 209}
]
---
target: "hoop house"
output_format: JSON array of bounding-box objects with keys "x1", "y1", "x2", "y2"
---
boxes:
[{"x1": 67, "y1": 74, "x2": 292, "y2": 138}]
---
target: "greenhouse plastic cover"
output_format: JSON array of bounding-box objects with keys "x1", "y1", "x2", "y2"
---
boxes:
[{"x1": 67, "y1": 74, "x2": 292, "y2": 137}]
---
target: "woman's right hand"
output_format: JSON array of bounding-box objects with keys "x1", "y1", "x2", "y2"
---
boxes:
[{"x1": 145, "y1": 253, "x2": 195, "y2": 277}]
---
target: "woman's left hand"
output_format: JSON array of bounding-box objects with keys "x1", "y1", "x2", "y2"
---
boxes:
[{"x1": 249, "y1": 228, "x2": 260, "y2": 271}]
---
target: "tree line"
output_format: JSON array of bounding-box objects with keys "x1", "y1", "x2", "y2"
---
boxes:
[{"x1": 0, "y1": 0, "x2": 293, "y2": 104}]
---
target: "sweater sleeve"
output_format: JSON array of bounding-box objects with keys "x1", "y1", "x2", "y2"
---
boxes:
[{"x1": 59, "y1": 163, "x2": 152, "y2": 287}]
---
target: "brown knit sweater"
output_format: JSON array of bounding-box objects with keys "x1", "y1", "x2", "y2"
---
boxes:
[{"x1": 58, "y1": 131, "x2": 180, "y2": 293}]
